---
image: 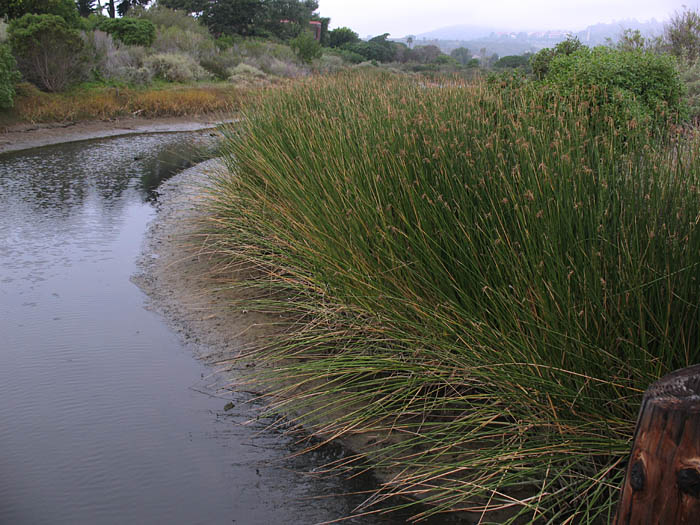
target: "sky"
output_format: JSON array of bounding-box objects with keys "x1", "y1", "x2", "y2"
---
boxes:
[{"x1": 318, "y1": 1, "x2": 695, "y2": 37}]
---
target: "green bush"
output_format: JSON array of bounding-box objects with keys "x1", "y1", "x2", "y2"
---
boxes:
[
  {"x1": 0, "y1": 0, "x2": 79, "y2": 26},
  {"x1": 545, "y1": 46, "x2": 686, "y2": 125},
  {"x1": 97, "y1": 17, "x2": 156, "y2": 47},
  {"x1": 9, "y1": 13, "x2": 85, "y2": 92},
  {"x1": 289, "y1": 30, "x2": 321, "y2": 64},
  {"x1": 0, "y1": 43, "x2": 21, "y2": 108},
  {"x1": 530, "y1": 37, "x2": 584, "y2": 79}
]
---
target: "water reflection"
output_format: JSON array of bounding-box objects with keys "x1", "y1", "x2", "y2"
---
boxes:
[{"x1": 0, "y1": 133, "x2": 465, "y2": 525}]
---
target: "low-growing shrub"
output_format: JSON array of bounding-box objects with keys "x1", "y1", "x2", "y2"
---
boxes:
[
  {"x1": 228, "y1": 63, "x2": 267, "y2": 84},
  {"x1": 262, "y1": 58, "x2": 306, "y2": 78},
  {"x1": 200, "y1": 54, "x2": 238, "y2": 80},
  {"x1": 144, "y1": 52, "x2": 210, "y2": 83},
  {"x1": 9, "y1": 14, "x2": 85, "y2": 92},
  {"x1": 314, "y1": 54, "x2": 345, "y2": 74},
  {"x1": 82, "y1": 30, "x2": 138, "y2": 83},
  {"x1": 152, "y1": 25, "x2": 216, "y2": 60},
  {"x1": 97, "y1": 17, "x2": 156, "y2": 47},
  {"x1": 0, "y1": 43, "x2": 21, "y2": 108}
]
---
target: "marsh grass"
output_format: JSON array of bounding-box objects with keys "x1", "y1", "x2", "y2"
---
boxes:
[
  {"x1": 4, "y1": 82, "x2": 244, "y2": 123},
  {"x1": 204, "y1": 71, "x2": 700, "y2": 522}
]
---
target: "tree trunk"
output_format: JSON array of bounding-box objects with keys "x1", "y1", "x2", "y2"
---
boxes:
[
  {"x1": 615, "y1": 365, "x2": 700, "y2": 524},
  {"x1": 108, "y1": 0, "x2": 115, "y2": 18}
]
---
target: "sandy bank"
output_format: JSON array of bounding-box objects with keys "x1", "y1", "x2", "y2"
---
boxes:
[
  {"x1": 0, "y1": 115, "x2": 234, "y2": 154},
  {"x1": 132, "y1": 160, "x2": 495, "y2": 524}
]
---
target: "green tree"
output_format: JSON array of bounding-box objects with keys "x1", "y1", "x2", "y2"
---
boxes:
[
  {"x1": 450, "y1": 46, "x2": 471, "y2": 65},
  {"x1": 8, "y1": 13, "x2": 84, "y2": 91},
  {"x1": 329, "y1": 26, "x2": 358, "y2": 48},
  {"x1": 0, "y1": 0, "x2": 79, "y2": 25},
  {"x1": 157, "y1": 0, "x2": 208, "y2": 13},
  {"x1": 494, "y1": 54, "x2": 530, "y2": 70},
  {"x1": 0, "y1": 42, "x2": 21, "y2": 109},
  {"x1": 344, "y1": 33, "x2": 396, "y2": 62},
  {"x1": 116, "y1": 0, "x2": 149, "y2": 16},
  {"x1": 76, "y1": 0, "x2": 96, "y2": 17},
  {"x1": 664, "y1": 7, "x2": 700, "y2": 63}
]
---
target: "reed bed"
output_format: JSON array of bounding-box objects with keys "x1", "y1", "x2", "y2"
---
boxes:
[
  {"x1": 204, "y1": 71, "x2": 700, "y2": 522},
  {"x1": 9, "y1": 83, "x2": 244, "y2": 122}
]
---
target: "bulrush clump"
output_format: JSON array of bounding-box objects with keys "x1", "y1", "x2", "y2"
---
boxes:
[{"x1": 204, "y1": 71, "x2": 700, "y2": 522}]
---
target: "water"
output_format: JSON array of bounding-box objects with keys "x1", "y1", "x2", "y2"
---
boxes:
[{"x1": 0, "y1": 133, "x2": 426, "y2": 525}]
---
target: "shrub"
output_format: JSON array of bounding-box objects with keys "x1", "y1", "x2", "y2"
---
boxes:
[
  {"x1": 9, "y1": 13, "x2": 85, "y2": 92},
  {"x1": 530, "y1": 37, "x2": 583, "y2": 79},
  {"x1": 1, "y1": 0, "x2": 80, "y2": 26},
  {"x1": 133, "y1": 5, "x2": 209, "y2": 36},
  {"x1": 0, "y1": 43, "x2": 21, "y2": 108},
  {"x1": 264, "y1": 57, "x2": 306, "y2": 78},
  {"x1": 289, "y1": 31, "x2": 322, "y2": 64},
  {"x1": 152, "y1": 25, "x2": 216, "y2": 60},
  {"x1": 144, "y1": 52, "x2": 210, "y2": 83},
  {"x1": 200, "y1": 54, "x2": 238, "y2": 80},
  {"x1": 82, "y1": 30, "x2": 138, "y2": 82},
  {"x1": 314, "y1": 54, "x2": 345, "y2": 74},
  {"x1": 545, "y1": 46, "x2": 686, "y2": 125},
  {"x1": 97, "y1": 17, "x2": 156, "y2": 47},
  {"x1": 228, "y1": 63, "x2": 266, "y2": 80}
]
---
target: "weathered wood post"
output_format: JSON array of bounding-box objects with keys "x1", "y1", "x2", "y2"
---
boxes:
[{"x1": 615, "y1": 365, "x2": 700, "y2": 524}]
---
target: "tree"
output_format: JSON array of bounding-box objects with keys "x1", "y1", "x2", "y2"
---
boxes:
[
  {"x1": 0, "y1": 0, "x2": 79, "y2": 25},
  {"x1": 450, "y1": 47, "x2": 471, "y2": 65},
  {"x1": 163, "y1": 0, "x2": 319, "y2": 38},
  {"x1": 116, "y1": 0, "x2": 149, "y2": 16},
  {"x1": 329, "y1": 26, "x2": 359, "y2": 48},
  {"x1": 157, "y1": 0, "x2": 208, "y2": 14},
  {"x1": 494, "y1": 54, "x2": 530, "y2": 70},
  {"x1": 664, "y1": 7, "x2": 700, "y2": 63},
  {"x1": 76, "y1": 0, "x2": 96, "y2": 17},
  {"x1": 0, "y1": 43, "x2": 21, "y2": 109},
  {"x1": 8, "y1": 13, "x2": 84, "y2": 91},
  {"x1": 406, "y1": 35, "x2": 414, "y2": 49}
]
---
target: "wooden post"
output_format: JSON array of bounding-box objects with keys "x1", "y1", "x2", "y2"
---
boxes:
[{"x1": 615, "y1": 365, "x2": 700, "y2": 524}]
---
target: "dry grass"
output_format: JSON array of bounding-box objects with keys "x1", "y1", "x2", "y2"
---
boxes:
[{"x1": 4, "y1": 82, "x2": 249, "y2": 124}]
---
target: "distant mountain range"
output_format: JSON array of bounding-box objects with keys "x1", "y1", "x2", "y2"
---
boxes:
[{"x1": 398, "y1": 18, "x2": 665, "y2": 56}]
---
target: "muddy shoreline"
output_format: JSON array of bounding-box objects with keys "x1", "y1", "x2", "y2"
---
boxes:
[
  {"x1": 0, "y1": 115, "x2": 234, "y2": 154},
  {"x1": 132, "y1": 159, "x2": 489, "y2": 524}
]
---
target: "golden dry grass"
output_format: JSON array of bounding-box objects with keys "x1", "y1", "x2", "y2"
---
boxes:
[{"x1": 5, "y1": 83, "x2": 249, "y2": 124}]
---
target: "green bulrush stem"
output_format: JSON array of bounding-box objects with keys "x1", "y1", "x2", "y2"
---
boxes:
[{"x1": 202, "y1": 71, "x2": 700, "y2": 522}]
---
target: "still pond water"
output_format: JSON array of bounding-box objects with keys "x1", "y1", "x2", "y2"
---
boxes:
[{"x1": 0, "y1": 132, "x2": 449, "y2": 525}]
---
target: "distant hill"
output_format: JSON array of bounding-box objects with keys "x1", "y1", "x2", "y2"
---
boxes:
[
  {"x1": 414, "y1": 24, "x2": 501, "y2": 41},
  {"x1": 400, "y1": 18, "x2": 666, "y2": 57}
]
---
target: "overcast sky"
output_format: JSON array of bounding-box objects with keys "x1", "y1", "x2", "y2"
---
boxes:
[{"x1": 318, "y1": 1, "x2": 694, "y2": 37}]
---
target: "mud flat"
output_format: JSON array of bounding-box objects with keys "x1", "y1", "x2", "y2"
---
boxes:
[{"x1": 0, "y1": 116, "x2": 233, "y2": 154}]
